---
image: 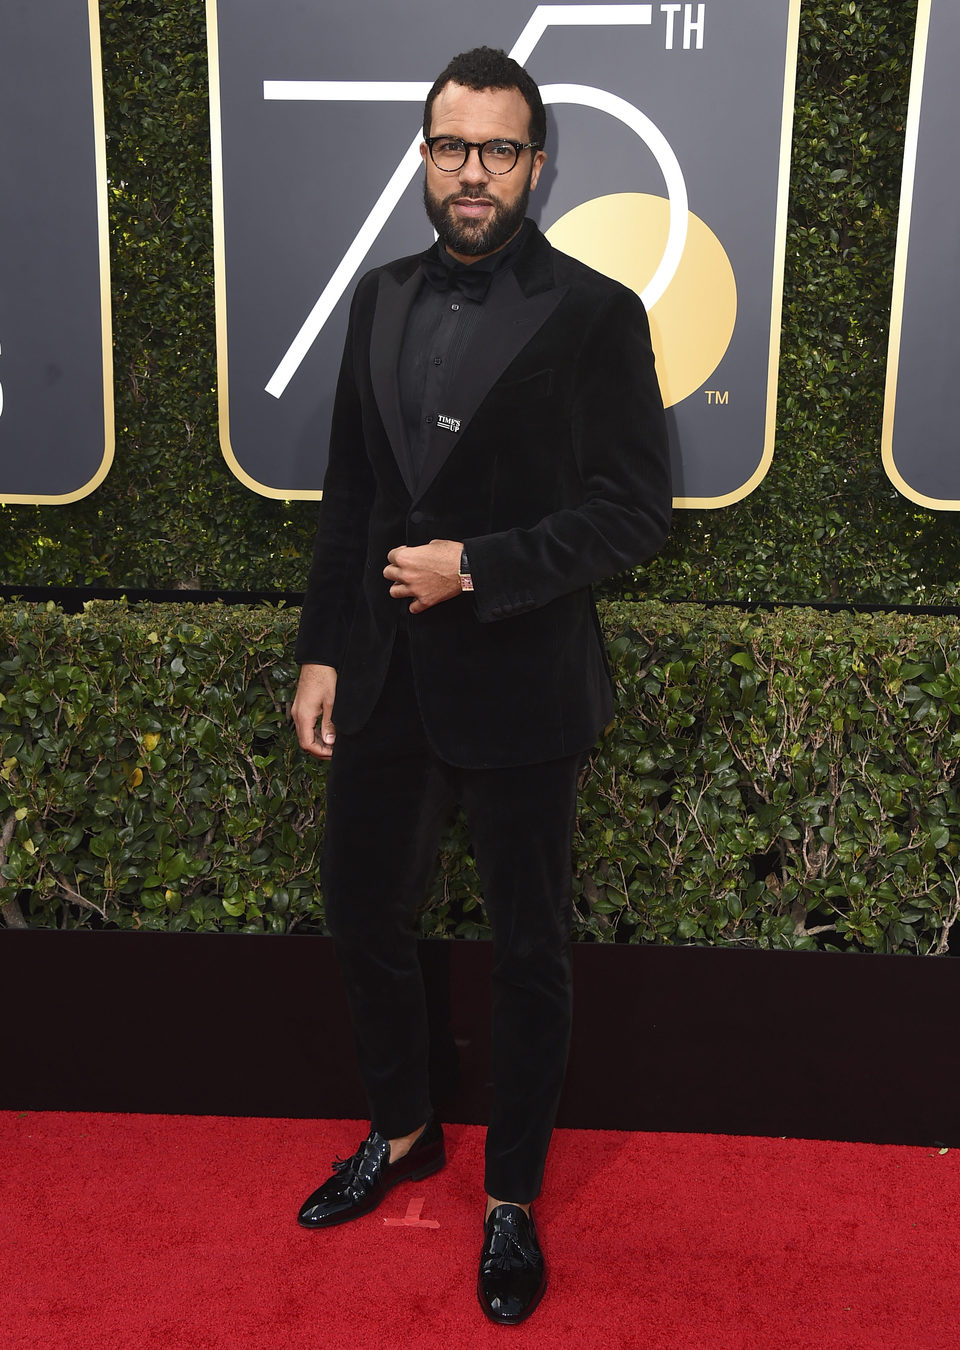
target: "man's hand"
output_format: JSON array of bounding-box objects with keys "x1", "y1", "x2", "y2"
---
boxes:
[
  {"x1": 383, "y1": 539, "x2": 464, "y2": 614},
  {"x1": 291, "y1": 663, "x2": 338, "y2": 760}
]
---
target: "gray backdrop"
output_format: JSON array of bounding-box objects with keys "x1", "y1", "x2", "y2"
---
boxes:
[
  {"x1": 883, "y1": 0, "x2": 960, "y2": 508},
  {"x1": 209, "y1": 0, "x2": 798, "y2": 503},
  {"x1": 0, "y1": 1, "x2": 111, "y2": 502}
]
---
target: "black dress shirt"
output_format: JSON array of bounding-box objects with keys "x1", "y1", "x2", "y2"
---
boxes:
[{"x1": 399, "y1": 221, "x2": 531, "y2": 482}]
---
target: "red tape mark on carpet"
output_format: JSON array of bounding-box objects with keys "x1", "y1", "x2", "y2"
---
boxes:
[{"x1": 383, "y1": 1197, "x2": 439, "y2": 1229}]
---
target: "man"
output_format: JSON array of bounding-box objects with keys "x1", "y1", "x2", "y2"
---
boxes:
[{"x1": 291, "y1": 46, "x2": 671, "y2": 1325}]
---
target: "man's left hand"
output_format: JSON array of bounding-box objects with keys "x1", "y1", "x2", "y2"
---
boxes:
[{"x1": 384, "y1": 539, "x2": 464, "y2": 614}]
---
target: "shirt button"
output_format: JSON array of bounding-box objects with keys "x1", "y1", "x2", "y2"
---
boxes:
[
  {"x1": 424, "y1": 415, "x2": 434, "y2": 425},
  {"x1": 433, "y1": 357, "x2": 443, "y2": 366},
  {"x1": 450, "y1": 303, "x2": 460, "y2": 311}
]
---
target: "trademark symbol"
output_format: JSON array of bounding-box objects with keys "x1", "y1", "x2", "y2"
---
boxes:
[{"x1": 705, "y1": 389, "x2": 729, "y2": 405}]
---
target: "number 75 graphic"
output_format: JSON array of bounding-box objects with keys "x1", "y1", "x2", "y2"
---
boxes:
[
  {"x1": 208, "y1": 0, "x2": 795, "y2": 507},
  {"x1": 244, "y1": 4, "x2": 691, "y2": 398}
]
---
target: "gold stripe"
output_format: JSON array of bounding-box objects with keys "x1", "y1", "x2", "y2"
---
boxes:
[
  {"x1": 206, "y1": 1, "x2": 321, "y2": 500},
  {"x1": 879, "y1": 0, "x2": 955, "y2": 508},
  {"x1": 675, "y1": 0, "x2": 801, "y2": 508},
  {"x1": 3, "y1": 0, "x2": 115, "y2": 505}
]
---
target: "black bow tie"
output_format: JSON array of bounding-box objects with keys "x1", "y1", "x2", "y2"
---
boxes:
[{"x1": 421, "y1": 254, "x2": 495, "y2": 304}]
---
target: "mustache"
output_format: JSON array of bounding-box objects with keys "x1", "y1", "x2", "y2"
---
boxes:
[{"x1": 444, "y1": 188, "x2": 497, "y2": 204}]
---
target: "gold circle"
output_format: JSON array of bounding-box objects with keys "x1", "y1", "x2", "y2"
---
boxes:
[{"x1": 546, "y1": 192, "x2": 737, "y2": 408}]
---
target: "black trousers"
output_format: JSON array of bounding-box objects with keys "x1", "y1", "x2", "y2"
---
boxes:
[{"x1": 321, "y1": 634, "x2": 582, "y2": 1203}]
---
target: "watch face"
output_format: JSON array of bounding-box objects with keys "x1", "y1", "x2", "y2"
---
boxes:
[{"x1": 459, "y1": 574, "x2": 475, "y2": 592}]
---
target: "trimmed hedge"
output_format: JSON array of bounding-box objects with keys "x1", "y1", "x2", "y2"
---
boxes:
[{"x1": 3, "y1": 600, "x2": 960, "y2": 954}]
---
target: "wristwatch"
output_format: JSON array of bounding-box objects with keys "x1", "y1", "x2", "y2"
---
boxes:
[{"x1": 459, "y1": 547, "x2": 474, "y2": 592}]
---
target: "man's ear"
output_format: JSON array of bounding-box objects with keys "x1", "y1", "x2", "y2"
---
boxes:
[{"x1": 530, "y1": 150, "x2": 546, "y2": 191}]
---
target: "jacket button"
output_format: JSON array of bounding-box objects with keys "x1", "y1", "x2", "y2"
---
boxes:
[{"x1": 410, "y1": 510, "x2": 425, "y2": 524}]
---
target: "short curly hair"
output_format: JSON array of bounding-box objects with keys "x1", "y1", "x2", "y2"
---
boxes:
[{"x1": 422, "y1": 47, "x2": 546, "y2": 147}]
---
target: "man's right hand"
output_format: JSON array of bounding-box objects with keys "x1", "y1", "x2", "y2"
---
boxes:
[{"x1": 291, "y1": 663, "x2": 338, "y2": 760}]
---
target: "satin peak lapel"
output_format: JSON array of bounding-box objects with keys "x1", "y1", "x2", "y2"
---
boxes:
[{"x1": 369, "y1": 266, "x2": 422, "y2": 496}]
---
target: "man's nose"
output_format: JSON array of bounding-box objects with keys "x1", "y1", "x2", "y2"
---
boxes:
[{"x1": 458, "y1": 144, "x2": 489, "y2": 185}]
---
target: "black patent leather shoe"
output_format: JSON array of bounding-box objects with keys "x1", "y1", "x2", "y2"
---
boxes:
[
  {"x1": 297, "y1": 1118, "x2": 445, "y2": 1228},
  {"x1": 477, "y1": 1204, "x2": 547, "y2": 1325}
]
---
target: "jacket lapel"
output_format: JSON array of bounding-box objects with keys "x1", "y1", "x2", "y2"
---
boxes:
[
  {"x1": 369, "y1": 227, "x2": 566, "y2": 501},
  {"x1": 413, "y1": 273, "x2": 565, "y2": 500},
  {"x1": 369, "y1": 263, "x2": 422, "y2": 496}
]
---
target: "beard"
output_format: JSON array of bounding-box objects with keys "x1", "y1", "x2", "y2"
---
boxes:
[{"x1": 423, "y1": 172, "x2": 532, "y2": 258}]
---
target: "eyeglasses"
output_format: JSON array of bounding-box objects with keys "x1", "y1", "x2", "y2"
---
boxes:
[{"x1": 424, "y1": 136, "x2": 542, "y2": 175}]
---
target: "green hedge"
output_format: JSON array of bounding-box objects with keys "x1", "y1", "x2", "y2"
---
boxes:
[
  {"x1": 4, "y1": 600, "x2": 960, "y2": 954},
  {"x1": 2, "y1": 0, "x2": 953, "y2": 608}
]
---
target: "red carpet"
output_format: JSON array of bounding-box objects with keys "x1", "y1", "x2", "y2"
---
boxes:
[{"x1": 3, "y1": 1111, "x2": 959, "y2": 1349}]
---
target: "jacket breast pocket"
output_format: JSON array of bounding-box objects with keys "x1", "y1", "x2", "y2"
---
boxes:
[{"x1": 493, "y1": 368, "x2": 554, "y2": 402}]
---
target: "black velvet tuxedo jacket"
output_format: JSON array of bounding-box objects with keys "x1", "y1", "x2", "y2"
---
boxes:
[{"x1": 295, "y1": 223, "x2": 672, "y2": 769}]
